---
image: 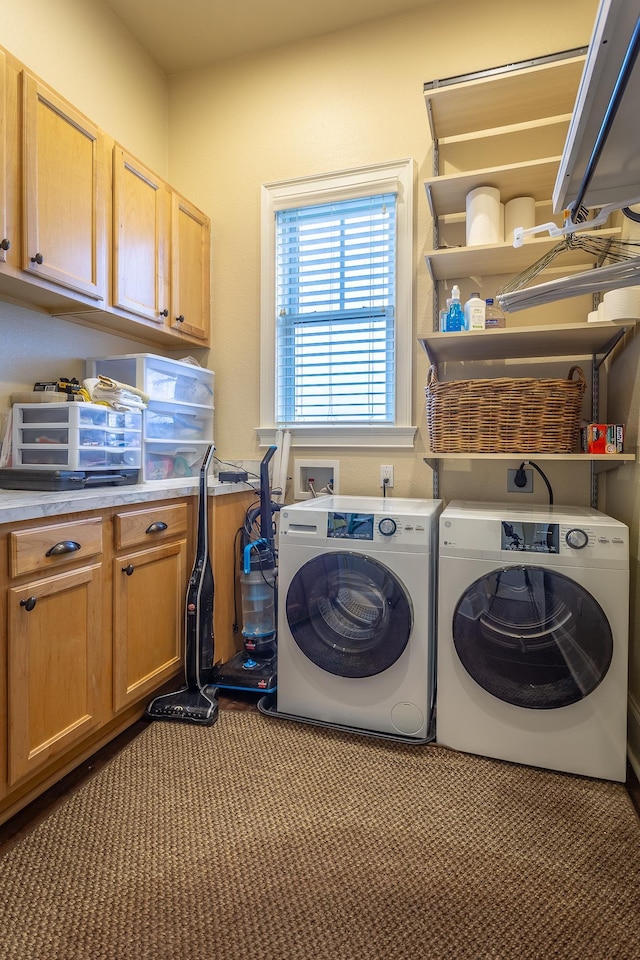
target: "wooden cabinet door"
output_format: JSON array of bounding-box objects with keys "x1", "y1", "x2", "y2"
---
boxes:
[
  {"x1": 7, "y1": 563, "x2": 103, "y2": 786},
  {"x1": 21, "y1": 72, "x2": 107, "y2": 301},
  {"x1": 112, "y1": 539, "x2": 187, "y2": 712},
  {"x1": 113, "y1": 145, "x2": 169, "y2": 324},
  {"x1": 169, "y1": 192, "x2": 211, "y2": 344},
  {"x1": 0, "y1": 50, "x2": 19, "y2": 271},
  {"x1": 0, "y1": 50, "x2": 7, "y2": 264}
]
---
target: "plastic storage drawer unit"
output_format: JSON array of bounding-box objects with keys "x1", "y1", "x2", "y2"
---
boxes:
[
  {"x1": 12, "y1": 403, "x2": 142, "y2": 471},
  {"x1": 86, "y1": 354, "x2": 214, "y2": 480}
]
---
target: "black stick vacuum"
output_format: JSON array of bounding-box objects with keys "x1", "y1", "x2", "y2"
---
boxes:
[{"x1": 146, "y1": 444, "x2": 219, "y2": 726}]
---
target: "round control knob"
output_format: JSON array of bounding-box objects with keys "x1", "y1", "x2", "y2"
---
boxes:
[
  {"x1": 566, "y1": 528, "x2": 588, "y2": 549},
  {"x1": 378, "y1": 518, "x2": 397, "y2": 537}
]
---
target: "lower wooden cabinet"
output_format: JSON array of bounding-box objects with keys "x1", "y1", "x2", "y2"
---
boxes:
[
  {"x1": 0, "y1": 489, "x2": 257, "y2": 824},
  {"x1": 7, "y1": 563, "x2": 103, "y2": 786},
  {"x1": 112, "y1": 503, "x2": 189, "y2": 711}
]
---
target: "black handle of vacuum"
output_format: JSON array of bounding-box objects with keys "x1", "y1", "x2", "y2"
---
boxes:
[{"x1": 260, "y1": 445, "x2": 278, "y2": 553}]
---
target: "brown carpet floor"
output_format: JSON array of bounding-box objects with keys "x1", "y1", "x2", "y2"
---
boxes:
[{"x1": 0, "y1": 710, "x2": 639, "y2": 960}]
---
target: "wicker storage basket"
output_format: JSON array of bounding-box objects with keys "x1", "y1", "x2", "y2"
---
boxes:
[{"x1": 425, "y1": 364, "x2": 587, "y2": 454}]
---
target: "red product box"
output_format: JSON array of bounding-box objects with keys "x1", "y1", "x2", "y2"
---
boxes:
[{"x1": 580, "y1": 423, "x2": 624, "y2": 453}]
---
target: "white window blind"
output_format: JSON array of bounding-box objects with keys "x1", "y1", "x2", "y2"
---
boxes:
[{"x1": 275, "y1": 192, "x2": 397, "y2": 424}]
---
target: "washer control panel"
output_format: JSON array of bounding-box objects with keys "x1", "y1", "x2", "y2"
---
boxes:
[{"x1": 326, "y1": 510, "x2": 426, "y2": 544}]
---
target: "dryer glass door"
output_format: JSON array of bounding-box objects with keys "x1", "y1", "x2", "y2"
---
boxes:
[
  {"x1": 285, "y1": 552, "x2": 413, "y2": 678},
  {"x1": 452, "y1": 565, "x2": 613, "y2": 709}
]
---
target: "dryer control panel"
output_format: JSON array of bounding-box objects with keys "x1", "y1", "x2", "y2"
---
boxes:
[{"x1": 440, "y1": 510, "x2": 628, "y2": 569}]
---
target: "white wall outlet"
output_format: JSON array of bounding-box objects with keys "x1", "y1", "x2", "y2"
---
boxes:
[
  {"x1": 507, "y1": 467, "x2": 534, "y2": 493},
  {"x1": 380, "y1": 464, "x2": 394, "y2": 488}
]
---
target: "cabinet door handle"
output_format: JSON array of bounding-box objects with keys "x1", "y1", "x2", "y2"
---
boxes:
[
  {"x1": 30, "y1": 252, "x2": 44, "y2": 265},
  {"x1": 145, "y1": 521, "x2": 168, "y2": 534},
  {"x1": 122, "y1": 564, "x2": 135, "y2": 576},
  {"x1": 20, "y1": 596, "x2": 37, "y2": 612},
  {"x1": 160, "y1": 308, "x2": 169, "y2": 317},
  {"x1": 45, "y1": 539, "x2": 81, "y2": 557},
  {"x1": 175, "y1": 314, "x2": 185, "y2": 324},
  {"x1": 0, "y1": 238, "x2": 10, "y2": 251}
]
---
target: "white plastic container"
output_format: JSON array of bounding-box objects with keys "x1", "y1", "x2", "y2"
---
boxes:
[
  {"x1": 86, "y1": 354, "x2": 214, "y2": 480},
  {"x1": 464, "y1": 292, "x2": 486, "y2": 330},
  {"x1": 12, "y1": 403, "x2": 142, "y2": 471}
]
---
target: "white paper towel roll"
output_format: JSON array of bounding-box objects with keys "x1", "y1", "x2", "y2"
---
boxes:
[
  {"x1": 466, "y1": 186, "x2": 502, "y2": 246},
  {"x1": 587, "y1": 310, "x2": 600, "y2": 323},
  {"x1": 603, "y1": 286, "x2": 640, "y2": 321},
  {"x1": 504, "y1": 196, "x2": 536, "y2": 243}
]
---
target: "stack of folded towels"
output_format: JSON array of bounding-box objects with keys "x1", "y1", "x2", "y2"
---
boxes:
[{"x1": 81, "y1": 376, "x2": 149, "y2": 411}]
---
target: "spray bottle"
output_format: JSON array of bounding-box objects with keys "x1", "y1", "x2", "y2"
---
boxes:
[{"x1": 446, "y1": 284, "x2": 465, "y2": 332}]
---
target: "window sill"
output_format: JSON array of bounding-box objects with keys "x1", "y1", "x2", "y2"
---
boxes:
[{"x1": 256, "y1": 425, "x2": 418, "y2": 449}]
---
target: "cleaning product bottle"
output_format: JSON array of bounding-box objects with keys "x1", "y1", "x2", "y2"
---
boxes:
[
  {"x1": 464, "y1": 291, "x2": 486, "y2": 330},
  {"x1": 446, "y1": 285, "x2": 465, "y2": 332},
  {"x1": 485, "y1": 297, "x2": 506, "y2": 328}
]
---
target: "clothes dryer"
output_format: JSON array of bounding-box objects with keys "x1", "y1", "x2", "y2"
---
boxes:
[
  {"x1": 437, "y1": 501, "x2": 629, "y2": 781},
  {"x1": 277, "y1": 495, "x2": 442, "y2": 739}
]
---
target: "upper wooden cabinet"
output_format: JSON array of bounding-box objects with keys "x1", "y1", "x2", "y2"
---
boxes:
[
  {"x1": 113, "y1": 145, "x2": 169, "y2": 324},
  {"x1": 170, "y1": 191, "x2": 211, "y2": 342},
  {"x1": 0, "y1": 51, "x2": 8, "y2": 264},
  {"x1": 0, "y1": 50, "x2": 20, "y2": 274},
  {"x1": 21, "y1": 71, "x2": 107, "y2": 302},
  {"x1": 112, "y1": 145, "x2": 211, "y2": 344},
  {"x1": 0, "y1": 42, "x2": 211, "y2": 347}
]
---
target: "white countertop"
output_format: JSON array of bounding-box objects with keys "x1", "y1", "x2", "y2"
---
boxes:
[{"x1": 0, "y1": 478, "x2": 259, "y2": 524}]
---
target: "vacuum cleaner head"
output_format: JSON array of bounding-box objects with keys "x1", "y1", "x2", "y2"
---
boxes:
[
  {"x1": 146, "y1": 684, "x2": 219, "y2": 726},
  {"x1": 213, "y1": 653, "x2": 277, "y2": 694}
]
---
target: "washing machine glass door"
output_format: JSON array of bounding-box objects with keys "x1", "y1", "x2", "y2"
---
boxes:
[
  {"x1": 285, "y1": 551, "x2": 413, "y2": 678},
  {"x1": 452, "y1": 565, "x2": 613, "y2": 709}
]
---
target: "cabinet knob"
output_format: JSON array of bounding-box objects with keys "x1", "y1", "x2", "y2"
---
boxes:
[
  {"x1": 122, "y1": 564, "x2": 135, "y2": 576},
  {"x1": 160, "y1": 308, "x2": 169, "y2": 317},
  {"x1": 30, "y1": 252, "x2": 44, "y2": 265},
  {"x1": 176, "y1": 314, "x2": 185, "y2": 324},
  {"x1": 145, "y1": 521, "x2": 168, "y2": 535},
  {"x1": 46, "y1": 539, "x2": 81, "y2": 557},
  {"x1": 20, "y1": 596, "x2": 37, "y2": 612},
  {"x1": 0, "y1": 238, "x2": 10, "y2": 251}
]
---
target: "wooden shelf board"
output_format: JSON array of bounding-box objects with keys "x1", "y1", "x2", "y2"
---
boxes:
[
  {"x1": 424, "y1": 157, "x2": 562, "y2": 215},
  {"x1": 418, "y1": 321, "x2": 631, "y2": 365},
  {"x1": 424, "y1": 453, "x2": 633, "y2": 461},
  {"x1": 424, "y1": 55, "x2": 585, "y2": 140},
  {"x1": 424, "y1": 229, "x2": 620, "y2": 281}
]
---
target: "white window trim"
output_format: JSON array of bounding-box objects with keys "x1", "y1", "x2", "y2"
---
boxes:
[{"x1": 258, "y1": 158, "x2": 417, "y2": 449}]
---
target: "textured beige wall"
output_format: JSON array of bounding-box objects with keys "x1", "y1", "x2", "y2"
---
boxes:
[
  {"x1": 2, "y1": 0, "x2": 169, "y2": 175},
  {"x1": 168, "y1": 0, "x2": 598, "y2": 501}
]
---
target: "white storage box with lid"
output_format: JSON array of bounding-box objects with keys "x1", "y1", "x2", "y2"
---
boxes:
[
  {"x1": 12, "y1": 403, "x2": 142, "y2": 471},
  {"x1": 86, "y1": 354, "x2": 214, "y2": 481}
]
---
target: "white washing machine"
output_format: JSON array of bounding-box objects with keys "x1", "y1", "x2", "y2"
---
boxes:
[
  {"x1": 437, "y1": 501, "x2": 629, "y2": 781},
  {"x1": 276, "y1": 495, "x2": 442, "y2": 739}
]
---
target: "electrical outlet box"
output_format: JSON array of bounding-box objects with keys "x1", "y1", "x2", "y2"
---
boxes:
[
  {"x1": 380, "y1": 464, "x2": 394, "y2": 488},
  {"x1": 294, "y1": 459, "x2": 340, "y2": 500},
  {"x1": 507, "y1": 468, "x2": 534, "y2": 493}
]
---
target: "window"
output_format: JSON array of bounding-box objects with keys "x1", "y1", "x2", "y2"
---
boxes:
[{"x1": 259, "y1": 159, "x2": 416, "y2": 449}]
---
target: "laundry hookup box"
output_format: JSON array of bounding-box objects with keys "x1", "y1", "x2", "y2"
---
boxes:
[{"x1": 580, "y1": 423, "x2": 625, "y2": 454}]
